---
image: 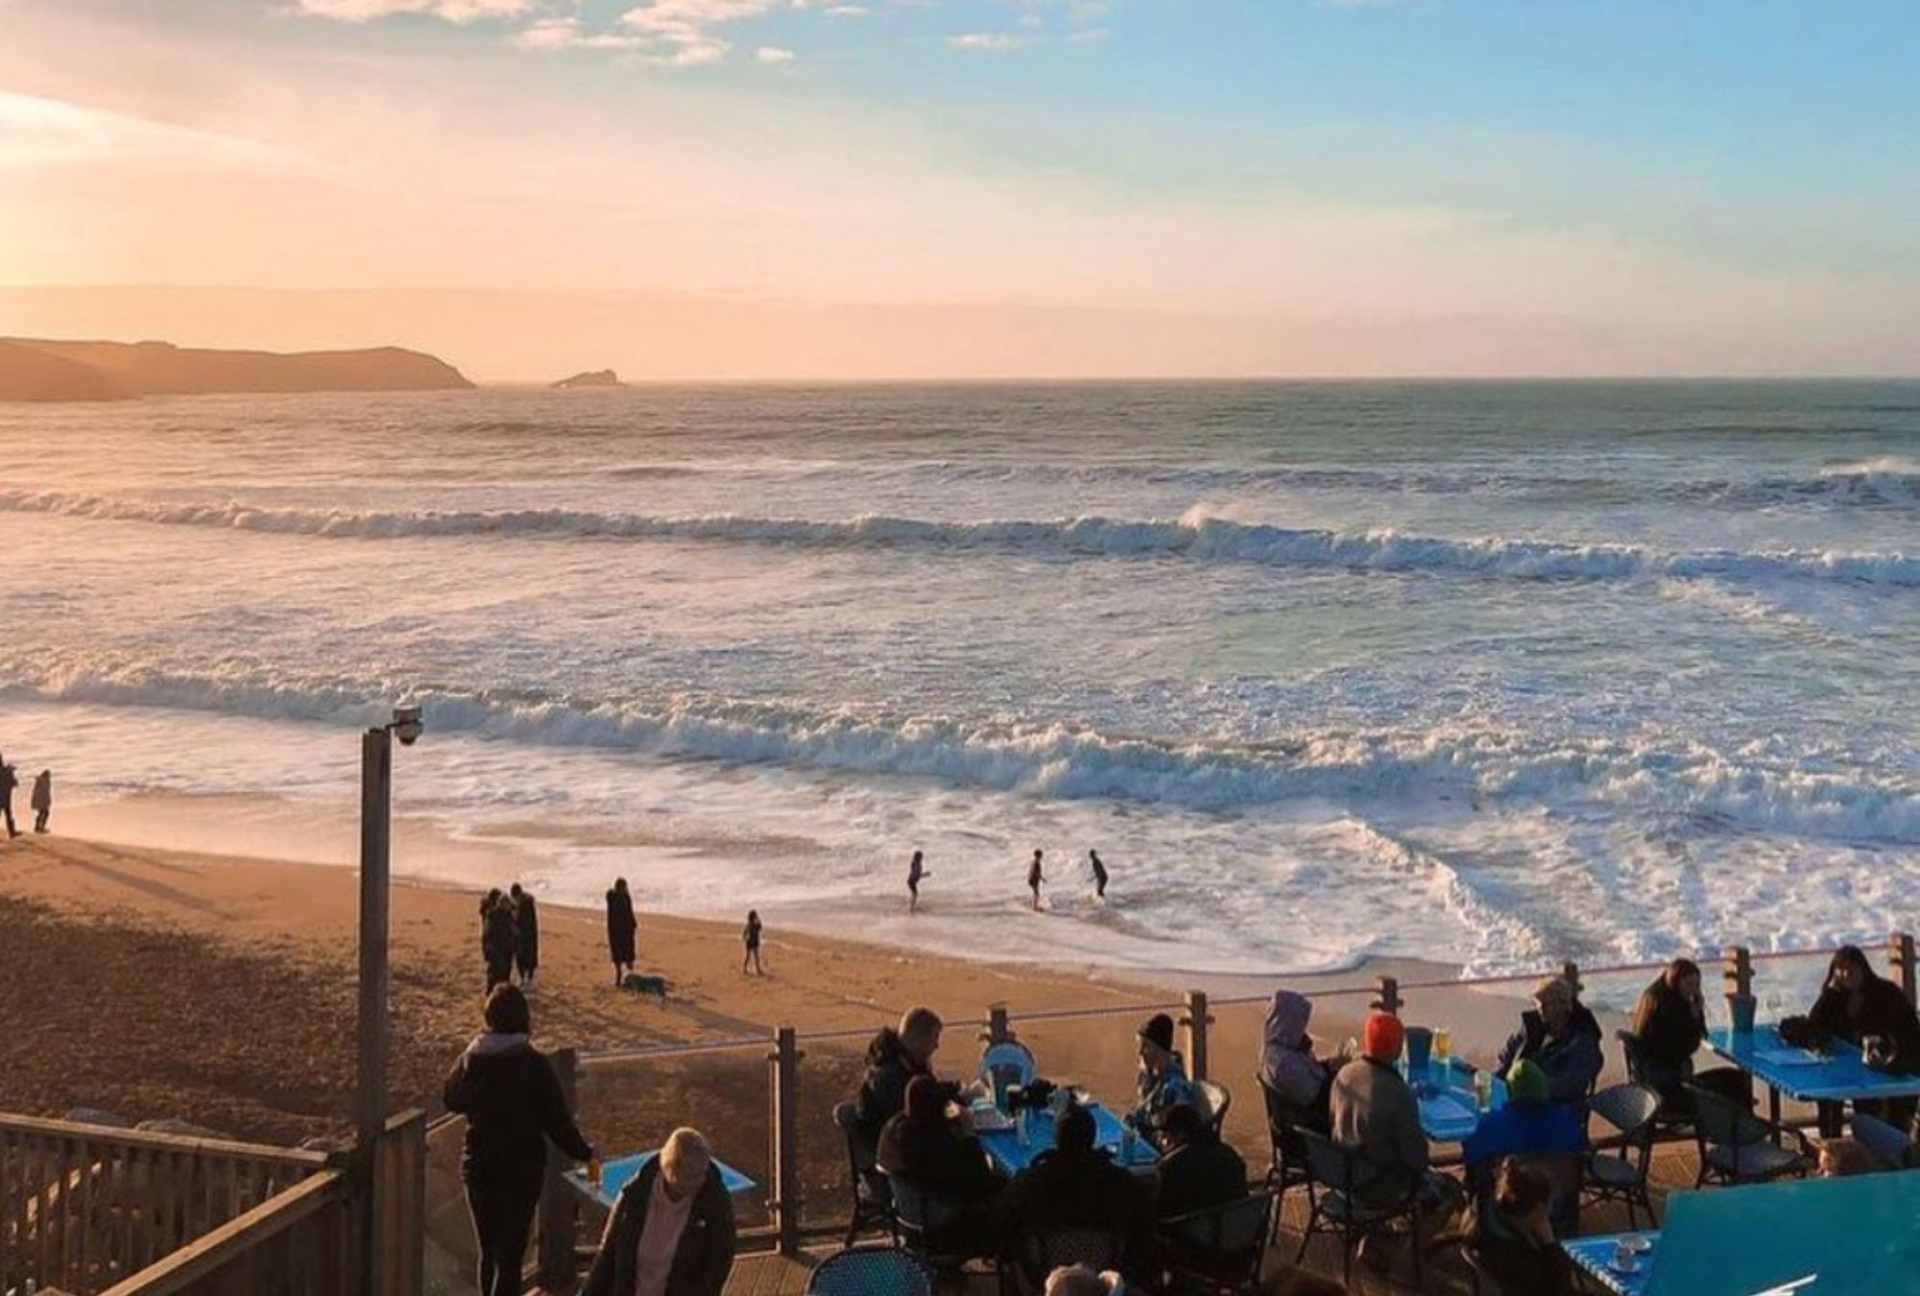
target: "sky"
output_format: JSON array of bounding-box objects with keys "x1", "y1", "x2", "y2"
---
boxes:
[{"x1": 1, "y1": 0, "x2": 1918, "y2": 379}]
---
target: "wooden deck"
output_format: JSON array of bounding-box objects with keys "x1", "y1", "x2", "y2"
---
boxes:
[{"x1": 719, "y1": 1139, "x2": 1719, "y2": 1296}]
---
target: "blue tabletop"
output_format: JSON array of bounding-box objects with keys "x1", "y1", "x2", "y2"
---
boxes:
[
  {"x1": 974, "y1": 1099, "x2": 1162, "y2": 1176},
  {"x1": 1709, "y1": 1025, "x2": 1920, "y2": 1102},
  {"x1": 1564, "y1": 1232, "x2": 1657, "y2": 1296},
  {"x1": 565, "y1": 1150, "x2": 758, "y2": 1209},
  {"x1": 1412, "y1": 1058, "x2": 1486, "y2": 1143}
]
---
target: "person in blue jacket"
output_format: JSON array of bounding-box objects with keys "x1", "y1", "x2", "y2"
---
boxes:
[{"x1": 1496, "y1": 976, "x2": 1603, "y2": 1107}]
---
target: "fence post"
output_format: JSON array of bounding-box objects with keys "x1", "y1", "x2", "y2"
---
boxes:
[
  {"x1": 769, "y1": 1026, "x2": 805, "y2": 1258},
  {"x1": 1892, "y1": 932, "x2": 1918, "y2": 1006},
  {"x1": 1181, "y1": 991, "x2": 1212, "y2": 1083},
  {"x1": 373, "y1": 1111, "x2": 426, "y2": 1296},
  {"x1": 537, "y1": 1048, "x2": 580, "y2": 1289},
  {"x1": 983, "y1": 1003, "x2": 1015, "y2": 1046},
  {"x1": 1372, "y1": 975, "x2": 1402, "y2": 1017},
  {"x1": 1723, "y1": 945, "x2": 1753, "y2": 1018}
]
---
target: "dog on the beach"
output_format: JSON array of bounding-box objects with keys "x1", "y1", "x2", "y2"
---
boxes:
[{"x1": 621, "y1": 972, "x2": 669, "y2": 998}]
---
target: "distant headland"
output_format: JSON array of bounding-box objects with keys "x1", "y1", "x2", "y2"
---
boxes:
[
  {"x1": 0, "y1": 338, "x2": 472, "y2": 402},
  {"x1": 550, "y1": 369, "x2": 626, "y2": 389}
]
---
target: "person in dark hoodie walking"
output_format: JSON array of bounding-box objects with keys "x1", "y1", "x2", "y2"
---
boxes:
[
  {"x1": 29, "y1": 770, "x2": 50, "y2": 834},
  {"x1": 444, "y1": 984, "x2": 598, "y2": 1296},
  {"x1": 607, "y1": 878, "x2": 639, "y2": 987},
  {"x1": 481, "y1": 891, "x2": 517, "y2": 994},
  {"x1": 509, "y1": 883, "x2": 539, "y2": 992},
  {"x1": 851, "y1": 1006, "x2": 964, "y2": 1153},
  {"x1": 582, "y1": 1127, "x2": 735, "y2": 1296},
  {"x1": 1495, "y1": 977, "x2": 1603, "y2": 1108}
]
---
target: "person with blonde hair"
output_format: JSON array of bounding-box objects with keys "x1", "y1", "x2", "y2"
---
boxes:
[{"x1": 584, "y1": 1128, "x2": 737, "y2": 1296}]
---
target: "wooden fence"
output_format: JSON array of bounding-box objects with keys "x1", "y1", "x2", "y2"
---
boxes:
[{"x1": 0, "y1": 1111, "x2": 424, "y2": 1296}]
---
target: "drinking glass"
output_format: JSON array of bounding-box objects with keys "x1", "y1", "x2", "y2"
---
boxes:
[
  {"x1": 1434, "y1": 1027, "x2": 1452, "y2": 1070},
  {"x1": 1473, "y1": 1069, "x2": 1492, "y2": 1112}
]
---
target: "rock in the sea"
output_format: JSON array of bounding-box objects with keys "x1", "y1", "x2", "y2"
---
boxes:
[{"x1": 551, "y1": 368, "x2": 626, "y2": 389}]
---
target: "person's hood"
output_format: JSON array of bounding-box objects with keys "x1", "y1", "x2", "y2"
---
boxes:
[
  {"x1": 867, "y1": 1026, "x2": 910, "y2": 1067},
  {"x1": 1266, "y1": 990, "x2": 1312, "y2": 1049},
  {"x1": 465, "y1": 1031, "x2": 531, "y2": 1057}
]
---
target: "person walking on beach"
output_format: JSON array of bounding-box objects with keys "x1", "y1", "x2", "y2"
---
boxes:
[
  {"x1": 481, "y1": 891, "x2": 517, "y2": 994},
  {"x1": 607, "y1": 877, "x2": 638, "y2": 987},
  {"x1": 742, "y1": 909, "x2": 764, "y2": 976},
  {"x1": 444, "y1": 984, "x2": 599, "y2": 1296},
  {"x1": 509, "y1": 883, "x2": 539, "y2": 992},
  {"x1": 907, "y1": 850, "x2": 927, "y2": 913},
  {"x1": 0, "y1": 759, "x2": 18, "y2": 839},
  {"x1": 1088, "y1": 849, "x2": 1108, "y2": 900},
  {"x1": 1027, "y1": 849, "x2": 1045, "y2": 911},
  {"x1": 29, "y1": 770, "x2": 50, "y2": 834}
]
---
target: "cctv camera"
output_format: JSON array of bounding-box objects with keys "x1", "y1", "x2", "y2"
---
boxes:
[{"x1": 391, "y1": 704, "x2": 424, "y2": 746}]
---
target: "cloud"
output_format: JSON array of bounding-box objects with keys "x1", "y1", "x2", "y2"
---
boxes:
[
  {"x1": 823, "y1": 3, "x2": 866, "y2": 13},
  {"x1": 295, "y1": 0, "x2": 538, "y2": 22},
  {"x1": 755, "y1": 44, "x2": 796, "y2": 61},
  {"x1": 513, "y1": 16, "x2": 646, "y2": 49},
  {"x1": 617, "y1": 0, "x2": 823, "y2": 66},
  {"x1": 947, "y1": 32, "x2": 1030, "y2": 52}
]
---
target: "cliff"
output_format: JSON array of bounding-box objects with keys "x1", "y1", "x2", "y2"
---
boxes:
[{"x1": 0, "y1": 338, "x2": 473, "y2": 401}]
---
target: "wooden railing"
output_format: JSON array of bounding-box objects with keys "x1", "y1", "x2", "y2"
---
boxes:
[{"x1": 0, "y1": 1114, "x2": 328, "y2": 1295}]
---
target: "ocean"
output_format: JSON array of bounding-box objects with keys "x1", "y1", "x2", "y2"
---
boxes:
[{"x1": 1, "y1": 381, "x2": 1916, "y2": 978}]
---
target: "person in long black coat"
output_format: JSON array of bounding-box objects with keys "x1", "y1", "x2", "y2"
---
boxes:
[
  {"x1": 509, "y1": 883, "x2": 539, "y2": 991},
  {"x1": 1630, "y1": 958, "x2": 1707, "y2": 1104},
  {"x1": 607, "y1": 878, "x2": 638, "y2": 986},
  {"x1": 481, "y1": 893, "x2": 517, "y2": 993},
  {"x1": 583, "y1": 1128, "x2": 735, "y2": 1296},
  {"x1": 443, "y1": 985, "x2": 597, "y2": 1296}
]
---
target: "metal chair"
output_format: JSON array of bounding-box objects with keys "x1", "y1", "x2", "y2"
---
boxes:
[
  {"x1": 1196, "y1": 1079, "x2": 1231, "y2": 1137},
  {"x1": 1294, "y1": 1129, "x2": 1424, "y2": 1289},
  {"x1": 1003, "y1": 1223, "x2": 1130, "y2": 1296},
  {"x1": 1257, "y1": 1077, "x2": 1314, "y2": 1199},
  {"x1": 1685, "y1": 1083, "x2": 1813, "y2": 1186},
  {"x1": 888, "y1": 1174, "x2": 994, "y2": 1274},
  {"x1": 833, "y1": 1100, "x2": 895, "y2": 1246},
  {"x1": 1851, "y1": 1112, "x2": 1917, "y2": 1170},
  {"x1": 980, "y1": 1040, "x2": 1039, "y2": 1107},
  {"x1": 805, "y1": 1245, "x2": 938, "y2": 1296},
  {"x1": 1616, "y1": 1029, "x2": 1695, "y2": 1140},
  {"x1": 1157, "y1": 1189, "x2": 1278, "y2": 1296},
  {"x1": 1583, "y1": 1082, "x2": 1661, "y2": 1230}
]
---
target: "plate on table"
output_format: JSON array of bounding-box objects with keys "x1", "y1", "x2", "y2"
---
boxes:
[{"x1": 970, "y1": 1104, "x2": 1015, "y2": 1132}]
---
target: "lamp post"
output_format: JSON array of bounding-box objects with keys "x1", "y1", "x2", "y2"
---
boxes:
[{"x1": 356, "y1": 704, "x2": 423, "y2": 1154}]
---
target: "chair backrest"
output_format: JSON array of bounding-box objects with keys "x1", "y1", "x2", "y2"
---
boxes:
[
  {"x1": 1258, "y1": 1076, "x2": 1314, "y2": 1159},
  {"x1": 1011, "y1": 1224, "x2": 1128, "y2": 1296},
  {"x1": 1687, "y1": 1083, "x2": 1767, "y2": 1148},
  {"x1": 1850, "y1": 1113, "x2": 1917, "y2": 1170},
  {"x1": 981, "y1": 1040, "x2": 1038, "y2": 1105},
  {"x1": 1614, "y1": 1029, "x2": 1649, "y2": 1085},
  {"x1": 887, "y1": 1175, "x2": 965, "y2": 1236},
  {"x1": 805, "y1": 1246, "x2": 937, "y2": 1296},
  {"x1": 1589, "y1": 1082, "x2": 1662, "y2": 1142},
  {"x1": 835, "y1": 1101, "x2": 876, "y2": 1171},
  {"x1": 1198, "y1": 1079, "x2": 1231, "y2": 1133},
  {"x1": 1162, "y1": 1189, "x2": 1277, "y2": 1283}
]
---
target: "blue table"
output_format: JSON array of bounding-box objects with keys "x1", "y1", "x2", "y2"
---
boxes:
[
  {"x1": 565, "y1": 1150, "x2": 758, "y2": 1210},
  {"x1": 1411, "y1": 1058, "x2": 1487, "y2": 1143},
  {"x1": 1710, "y1": 1025, "x2": 1920, "y2": 1134},
  {"x1": 1564, "y1": 1232, "x2": 1657, "y2": 1296},
  {"x1": 974, "y1": 1100, "x2": 1162, "y2": 1176}
]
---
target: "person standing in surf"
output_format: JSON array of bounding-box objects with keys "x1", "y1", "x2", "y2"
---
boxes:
[
  {"x1": 1028, "y1": 848, "x2": 1045, "y2": 911},
  {"x1": 907, "y1": 850, "x2": 927, "y2": 913},
  {"x1": 1088, "y1": 850, "x2": 1109, "y2": 900}
]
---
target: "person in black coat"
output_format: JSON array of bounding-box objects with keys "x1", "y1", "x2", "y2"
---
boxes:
[
  {"x1": 852, "y1": 1007, "x2": 963, "y2": 1152},
  {"x1": 1152, "y1": 1103, "x2": 1247, "y2": 1222},
  {"x1": 998, "y1": 1104, "x2": 1150, "y2": 1266},
  {"x1": 878, "y1": 1076, "x2": 1004, "y2": 1251},
  {"x1": 607, "y1": 878, "x2": 638, "y2": 986},
  {"x1": 509, "y1": 883, "x2": 539, "y2": 991},
  {"x1": 481, "y1": 892, "x2": 517, "y2": 993},
  {"x1": 443, "y1": 985, "x2": 597, "y2": 1296},
  {"x1": 1806, "y1": 945, "x2": 1920, "y2": 1125},
  {"x1": 583, "y1": 1128, "x2": 736, "y2": 1296},
  {"x1": 1495, "y1": 977, "x2": 1604, "y2": 1107},
  {"x1": 1630, "y1": 958, "x2": 1707, "y2": 1104}
]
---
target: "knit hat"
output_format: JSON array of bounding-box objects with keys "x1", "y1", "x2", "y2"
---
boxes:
[
  {"x1": 1138, "y1": 1012, "x2": 1176, "y2": 1053},
  {"x1": 1506, "y1": 1059, "x2": 1550, "y2": 1104},
  {"x1": 1362, "y1": 1011, "x2": 1405, "y2": 1063},
  {"x1": 904, "y1": 1075, "x2": 944, "y2": 1123}
]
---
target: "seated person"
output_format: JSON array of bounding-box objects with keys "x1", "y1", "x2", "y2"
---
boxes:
[
  {"x1": 1630, "y1": 958, "x2": 1707, "y2": 1105},
  {"x1": 1495, "y1": 977, "x2": 1603, "y2": 1107},
  {"x1": 878, "y1": 1076, "x2": 1004, "y2": 1251},
  {"x1": 1257, "y1": 989, "x2": 1336, "y2": 1131},
  {"x1": 999, "y1": 1104, "x2": 1151, "y2": 1266},
  {"x1": 852, "y1": 1006, "x2": 964, "y2": 1152},
  {"x1": 1466, "y1": 1157, "x2": 1576, "y2": 1296},
  {"x1": 1805, "y1": 946, "x2": 1920, "y2": 1128},
  {"x1": 583, "y1": 1128, "x2": 737, "y2": 1296},
  {"x1": 1130, "y1": 1012, "x2": 1200, "y2": 1140},
  {"x1": 1461, "y1": 1060, "x2": 1585, "y2": 1179},
  {"x1": 1329, "y1": 1012, "x2": 1464, "y2": 1220},
  {"x1": 1152, "y1": 1102, "x2": 1248, "y2": 1221}
]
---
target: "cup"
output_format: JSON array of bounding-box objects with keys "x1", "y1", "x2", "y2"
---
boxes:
[
  {"x1": 1730, "y1": 994, "x2": 1757, "y2": 1036},
  {"x1": 1434, "y1": 1027, "x2": 1452, "y2": 1068},
  {"x1": 1473, "y1": 1069, "x2": 1492, "y2": 1112},
  {"x1": 1612, "y1": 1241, "x2": 1638, "y2": 1273}
]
